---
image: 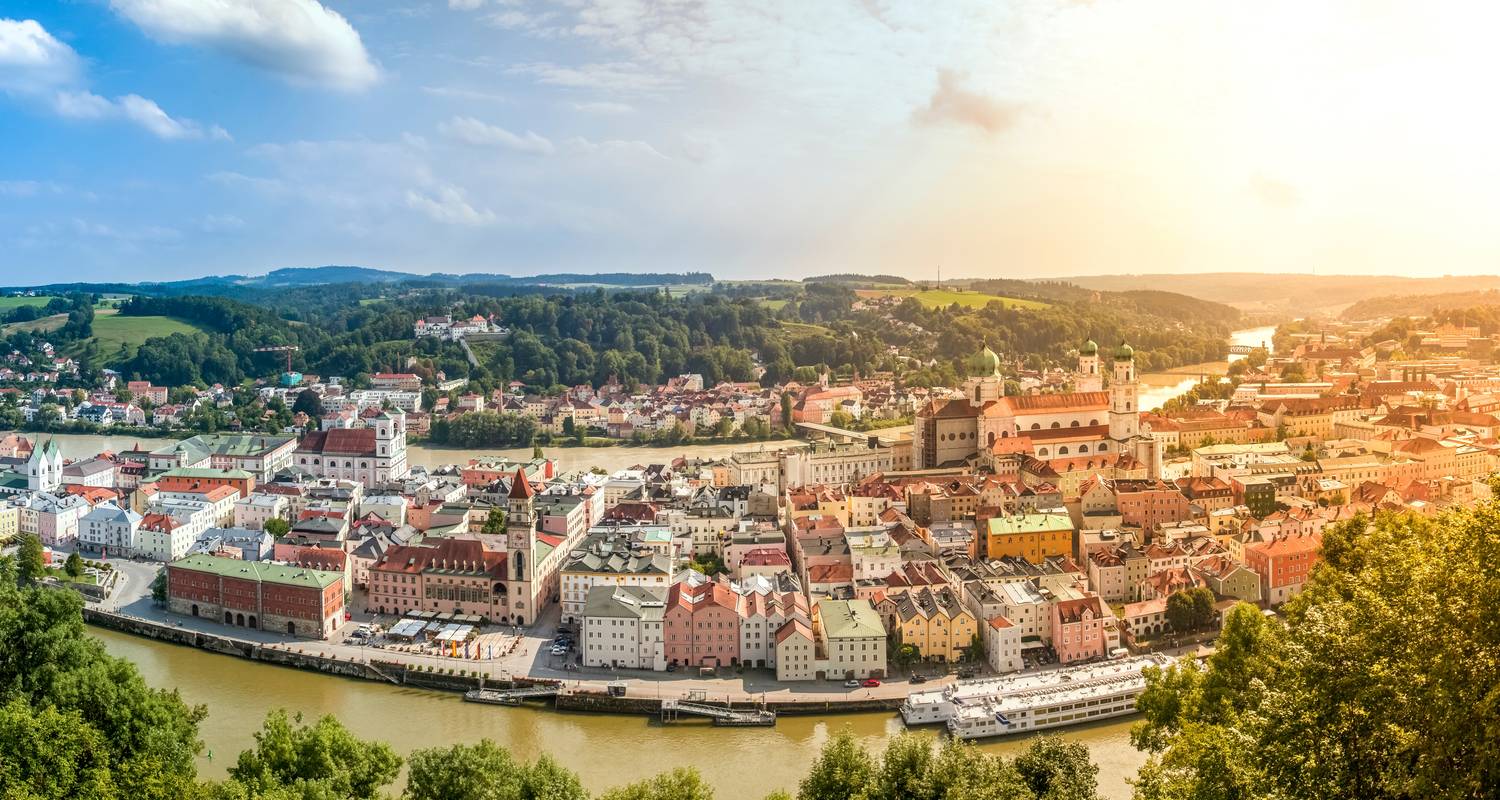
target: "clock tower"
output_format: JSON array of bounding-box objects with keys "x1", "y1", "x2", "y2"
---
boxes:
[{"x1": 505, "y1": 467, "x2": 537, "y2": 625}]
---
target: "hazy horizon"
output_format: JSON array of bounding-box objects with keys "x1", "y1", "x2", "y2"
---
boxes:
[{"x1": 4, "y1": 1, "x2": 1498, "y2": 282}]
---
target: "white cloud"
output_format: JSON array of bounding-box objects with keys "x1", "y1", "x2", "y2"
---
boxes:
[
  {"x1": 449, "y1": 0, "x2": 485, "y2": 8},
  {"x1": 52, "y1": 90, "x2": 116, "y2": 120},
  {"x1": 71, "y1": 218, "x2": 182, "y2": 243},
  {"x1": 507, "y1": 61, "x2": 675, "y2": 93},
  {"x1": 438, "y1": 116, "x2": 554, "y2": 155},
  {"x1": 52, "y1": 90, "x2": 229, "y2": 140},
  {"x1": 571, "y1": 101, "x2": 634, "y2": 114},
  {"x1": 110, "y1": 0, "x2": 379, "y2": 90},
  {"x1": 0, "y1": 180, "x2": 62, "y2": 197},
  {"x1": 0, "y1": 18, "x2": 79, "y2": 91},
  {"x1": 199, "y1": 213, "x2": 246, "y2": 232},
  {"x1": 1, "y1": 17, "x2": 228, "y2": 140},
  {"x1": 406, "y1": 185, "x2": 496, "y2": 226},
  {"x1": 563, "y1": 136, "x2": 666, "y2": 161},
  {"x1": 422, "y1": 85, "x2": 507, "y2": 102}
]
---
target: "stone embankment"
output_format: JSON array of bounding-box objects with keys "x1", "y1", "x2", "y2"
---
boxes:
[{"x1": 85, "y1": 609, "x2": 900, "y2": 717}]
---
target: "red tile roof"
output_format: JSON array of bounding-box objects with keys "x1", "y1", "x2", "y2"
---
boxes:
[
  {"x1": 509, "y1": 466, "x2": 535, "y2": 499},
  {"x1": 298, "y1": 428, "x2": 378, "y2": 457}
]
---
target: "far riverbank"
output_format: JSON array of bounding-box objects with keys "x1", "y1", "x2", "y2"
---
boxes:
[{"x1": 0, "y1": 430, "x2": 807, "y2": 474}]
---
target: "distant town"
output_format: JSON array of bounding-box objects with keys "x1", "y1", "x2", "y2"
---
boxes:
[{"x1": 5, "y1": 276, "x2": 1492, "y2": 735}]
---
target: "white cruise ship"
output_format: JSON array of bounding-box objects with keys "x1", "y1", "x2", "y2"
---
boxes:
[{"x1": 899, "y1": 654, "x2": 1172, "y2": 735}]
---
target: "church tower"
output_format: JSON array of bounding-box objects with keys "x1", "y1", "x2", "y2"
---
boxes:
[
  {"x1": 505, "y1": 467, "x2": 537, "y2": 626},
  {"x1": 1108, "y1": 343, "x2": 1140, "y2": 441},
  {"x1": 372, "y1": 410, "x2": 409, "y2": 480},
  {"x1": 961, "y1": 345, "x2": 1005, "y2": 406},
  {"x1": 1075, "y1": 340, "x2": 1102, "y2": 392},
  {"x1": 27, "y1": 439, "x2": 60, "y2": 492}
]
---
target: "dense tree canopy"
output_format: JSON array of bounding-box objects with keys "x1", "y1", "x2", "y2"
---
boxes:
[{"x1": 1132, "y1": 500, "x2": 1500, "y2": 800}]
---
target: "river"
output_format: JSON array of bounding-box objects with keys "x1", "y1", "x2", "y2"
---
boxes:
[
  {"x1": 14, "y1": 432, "x2": 807, "y2": 474},
  {"x1": 92, "y1": 627, "x2": 1145, "y2": 798},
  {"x1": 1138, "y1": 325, "x2": 1277, "y2": 411}
]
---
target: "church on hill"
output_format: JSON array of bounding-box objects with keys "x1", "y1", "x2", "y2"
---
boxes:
[{"x1": 913, "y1": 341, "x2": 1161, "y2": 476}]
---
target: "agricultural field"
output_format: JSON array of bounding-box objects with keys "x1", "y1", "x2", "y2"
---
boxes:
[
  {"x1": 758, "y1": 298, "x2": 790, "y2": 311},
  {"x1": 1, "y1": 314, "x2": 68, "y2": 335},
  {"x1": 69, "y1": 309, "x2": 208, "y2": 364},
  {"x1": 855, "y1": 288, "x2": 1049, "y2": 310},
  {"x1": 0, "y1": 295, "x2": 59, "y2": 310},
  {"x1": 779, "y1": 320, "x2": 832, "y2": 335}
]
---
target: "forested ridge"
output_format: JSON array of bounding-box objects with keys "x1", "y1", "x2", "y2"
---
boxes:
[{"x1": 55, "y1": 276, "x2": 1241, "y2": 392}]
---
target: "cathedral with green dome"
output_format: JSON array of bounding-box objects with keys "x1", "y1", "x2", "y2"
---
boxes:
[{"x1": 915, "y1": 339, "x2": 1155, "y2": 474}]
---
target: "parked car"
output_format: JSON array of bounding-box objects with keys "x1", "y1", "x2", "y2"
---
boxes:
[
  {"x1": 843, "y1": 679, "x2": 861, "y2": 688},
  {"x1": 861, "y1": 678, "x2": 881, "y2": 688},
  {"x1": 909, "y1": 674, "x2": 927, "y2": 684},
  {"x1": 549, "y1": 646, "x2": 567, "y2": 656},
  {"x1": 665, "y1": 663, "x2": 679, "y2": 672}
]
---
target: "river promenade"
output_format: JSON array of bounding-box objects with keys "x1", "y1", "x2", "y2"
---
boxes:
[{"x1": 90, "y1": 559, "x2": 944, "y2": 711}]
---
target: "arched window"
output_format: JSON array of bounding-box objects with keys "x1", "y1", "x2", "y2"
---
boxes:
[
  {"x1": 1059, "y1": 446, "x2": 1070, "y2": 455},
  {"x1": 1090, "y1": 419, "x2": 1099, "y2": 426},
  {"x1": 1038, "y1": 447, "x2": 1049, "y2": 457},
  {"x1": 1070, "y1": 420, "x2": 1080, "y2": 427},
  {"x1": 1050, "y1": 421, "x2": 1061, "y2": 429},
  {"x1": 1079, "y1": 444, "x2": 1089, "y2": 453},
  {"x1": 1030, "y1": 423, "x2": 1040, "y2": 430}
]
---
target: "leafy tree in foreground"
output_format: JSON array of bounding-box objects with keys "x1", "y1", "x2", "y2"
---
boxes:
[
  {"x1": 222, "y1": 710, "x2": 400, "y2": 800},
  {"x1": 16, "y1": 533, "x2": 44, "y2": 584},
  {"x1": 0, "y1": 564, "x2": 205, "y2": 800},
  {"x1": 597, "y1": 767, "x2": 716, "y2": 800},
  {"x1": 1133, "y1": 501, "x2": 1500, "y2": 800}
]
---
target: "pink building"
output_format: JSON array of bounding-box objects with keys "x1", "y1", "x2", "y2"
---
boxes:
[
  {"x1": 664, "y1": 580, "x2": 742, "y2": 668},
  {"x1": 1051, "y1": 594, "x2": 1112, "y2": 665}
]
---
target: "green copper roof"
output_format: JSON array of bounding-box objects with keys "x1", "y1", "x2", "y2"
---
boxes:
[
  {"x1": 1081, "y1": 339, "x2": 1098, "y2": 355},
  {"x1": 170, "y1": 554, "x2": 342, "y2": 589},
  {"x1": 1114, "y1": 342, "x2": 1134, "y2": 360},
  {"x1": 967, "y1": 345, "x2": 1002, "y2": 378}
]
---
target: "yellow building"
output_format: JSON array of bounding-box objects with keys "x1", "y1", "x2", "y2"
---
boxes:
[
  {"x1": 891, "y1": 587, "x2": 978, "y2": 663},
  {"x1": 0, "y1": 503, "x2": 18, "y2": 543},
  {"x1": 985, "y1": 513, "x2": 1074, "y2": 563}
]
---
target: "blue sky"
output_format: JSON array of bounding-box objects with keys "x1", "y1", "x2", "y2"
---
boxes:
[{"x1": 3, "y1": 1, "x2": 1498, "y2": 284}]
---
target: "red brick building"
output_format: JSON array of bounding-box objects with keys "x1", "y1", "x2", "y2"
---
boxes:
[{"x1": 166, "y1": 554, "x2": 345, "y2": 639}]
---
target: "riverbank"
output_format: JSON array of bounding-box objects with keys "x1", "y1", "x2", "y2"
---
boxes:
[
  {"x1": 2, "y1": 430, "x2": 808, "y2": 473},
  {"x1": 84, "y1": 606, "x2": 914, "y2": 714}
]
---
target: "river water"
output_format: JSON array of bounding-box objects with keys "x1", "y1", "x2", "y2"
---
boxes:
[
  {"x1": 1138, "y1": 325, "x2": 1277, "y2": 411},
  {"x1": 92, "y1": 627, "x2": 1144, "y2": 798}
]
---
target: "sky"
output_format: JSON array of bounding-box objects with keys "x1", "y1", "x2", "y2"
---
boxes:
[{"x1": 2, "y1": 0, "x2": 1499, "y2": 284}]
